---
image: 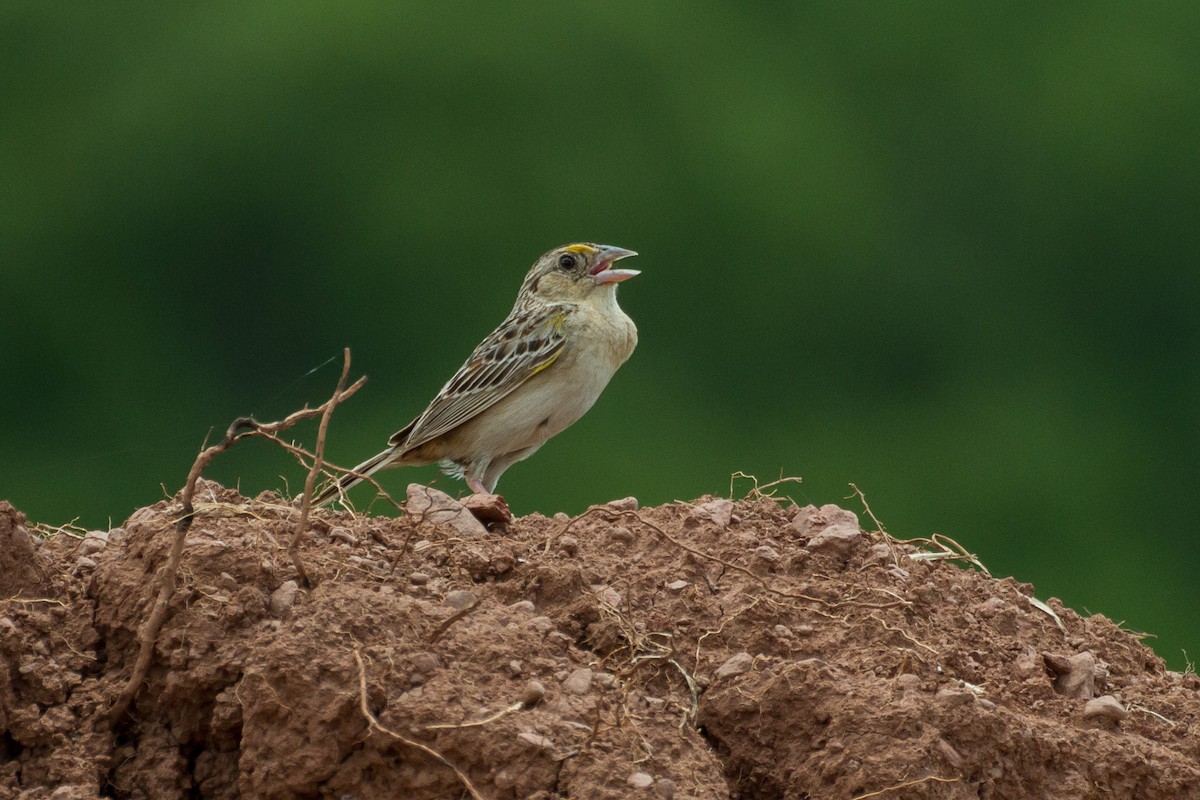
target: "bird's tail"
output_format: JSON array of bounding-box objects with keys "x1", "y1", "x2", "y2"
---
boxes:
[{"x1": 312, "y1": 447, "x2": 398, "y2": 507}]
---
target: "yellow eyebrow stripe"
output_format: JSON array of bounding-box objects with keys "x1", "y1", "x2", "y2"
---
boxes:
[{"x1": 565, "y1": 244, "x2": 598, "y2": 255}]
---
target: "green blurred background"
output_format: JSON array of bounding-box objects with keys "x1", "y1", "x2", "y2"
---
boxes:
[{"x1": 2, "y1": 3, "x2": 1196, "y2": 667}]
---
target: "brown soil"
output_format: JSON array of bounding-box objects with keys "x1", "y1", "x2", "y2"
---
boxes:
[{"x1": 2, "y1": 484, "x2": 1199, "y2": 799}]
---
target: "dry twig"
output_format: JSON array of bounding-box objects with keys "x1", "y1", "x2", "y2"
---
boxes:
[
  {"x1": 353, "y1": 647, "x2": 486, "y2": 800},
  {"x1": 290, "y1": 349, "x2": 353, "y2": 586},
  {"x1": 106, "y1": 354, "x2": 366, "y2": 726}
]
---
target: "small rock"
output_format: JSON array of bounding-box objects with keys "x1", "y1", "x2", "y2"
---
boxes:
[
  {"x1": 895, "y1": 673, "x2": 921, "y2": 692},
  {"x1": 936, "y1": 738, "x2": 964, "y2": 769},
  {"x1": 107, "y1": 526, "x2": 126, "y2": 544},
  {"x1": 405, "y1": 484, "x2": 487, "y2": 538},
  {"x1": 563, "y1": 667, "x2": 594, "y2": 695},
  {"x1": 507, "y1": 660, "x2": 524, "y2": 676},
  {"x1": 529, "y1": 616, "x2": 555, "y2": 634},
  {"x1": 75, "y1": 556, "x2": 97, "y2": 570},
  {"x1": 411, "y1": 652, "x2": 440, "y2": 675},
  {"x1": 608, "y1": 526, "x2": 635, "y2": 544},
  {"x1": 517, "y1": 731, "x2": 554, "y2": 751},
  {"x1": 592, "y1": 585, "x2": 622, "y2": 608},
  {"x1": 269, "y1": 580, "x2": 299, "y2": 616},
  {"x1": 665, "y1": 579, "x2": 689, "y2": 592},
  {"x1": 806, "y1": 524, "x2": 862, "y2": 558},
  {"x1": 218, "y1": 572, "x2": 239, "y2": 591},
  {"x1": 558, "y1": 535, "x2": 579, "y2": 556},
  {"x1": 1083, "y1": 695, "x2": 1128, "y2": 726},
  {"x1": 594, "y1": 672, "x2": 616, "y2": 688},
  {"x1": 607, "y1": 497, "x2": 639, "y2": 512},
  {"x1": 552, "y1": 512, "x2": 570, "y2": 523},
  {"x1": 0, "y1": 617, "x2": 15, "y2": 633},
  {"x1": 1044, "y1": 651, "x2": 1096, "y2": 699},
  {"x1": 715, "y1": 652, "x2": 754, "y2": 679},
  {"x1": 330, "y1": 527, "x2": 358, "y2": 545},
  {"x1": 508, "y1": 600, "x2": 536, "y2": 614},
  {"x1": 521, "y1": 679, "x2": 546, "y2": 706},
  {"x1": 773, "y1": 624, "x2": 792, "y2": 639},
  {"x1": 864, "y1": 542, "x2": 892, "y2": 565},
  {"x1": 494, "y1": 770, "x2": 517, "y2": 790},
  {"x1": 444, "y1": 589, "x2": 478, "y2": 610},
  {"x1": 753, "y1": 545, "x2": 780, "y2": 563},
  {"x1": 691, "y1": 498, "x2": 733, "y2": 527},
  {"x1": 655, "y1": 778, "x2": 677, "y2": 799},
  {"x1": 790, "y1": 504, "x2": 859, "y2": 537},
  {"x1": 627, "y1": 772, "x2": 654, "y2": 789},
  {"x1": 409, "y1": 572, "x2": 430, "y2": 586},
  {"x1": 794, "y1": 623, "x2": 815, "y2": 637},
  {"x1": 80, "y1": 531, "x2": 109, "y2": 555},
  {"x1": 461, "y1": 493, "x2": 513, "y2": 527}
]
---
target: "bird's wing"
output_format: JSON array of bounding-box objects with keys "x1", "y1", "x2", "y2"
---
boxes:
[{"x1": 390, "y1": 303, "x2": 570, "y2": 451}]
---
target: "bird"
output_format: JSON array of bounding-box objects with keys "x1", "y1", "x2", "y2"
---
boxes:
[{"x1": 314, "y1": 242, "x2": 640, "y2": 506}]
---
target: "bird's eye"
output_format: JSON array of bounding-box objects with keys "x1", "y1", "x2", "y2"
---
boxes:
[{"x1": 557, "y1": 253, "x2": 577, "y2": 270}]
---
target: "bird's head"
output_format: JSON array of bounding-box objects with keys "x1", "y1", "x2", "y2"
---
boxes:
[{"x1": 520, "y1": 243, "x2": 640, "y2": 303}]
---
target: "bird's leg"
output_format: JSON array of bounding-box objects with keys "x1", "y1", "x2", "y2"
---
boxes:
[{"x1": 466, "y1": 477, "x2": 488, "y2": 495}]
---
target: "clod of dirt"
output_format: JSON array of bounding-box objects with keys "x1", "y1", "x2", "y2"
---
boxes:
[
  {"x1": 0, "y1": 502, "x2": 51, "y2": 599},
  {"x1": 2, "y1": 486, "x2": 1200, "y2": 799}
]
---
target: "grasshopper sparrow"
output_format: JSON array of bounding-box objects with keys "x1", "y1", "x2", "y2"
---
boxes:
[{"x1": 316, "y1": 243, "x2": 639, "y2": 504}]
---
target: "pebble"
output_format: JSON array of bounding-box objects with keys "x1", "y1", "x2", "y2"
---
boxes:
[
  {"x1": 1083, "y1": 695, "x2": 1128, "y2": 725},
  {"x1": 507, "y1": 600, "x2": 536, "y2": 614},
  {"x1": 593, "y1": 585, "x2": 622, "y2": 608},
  {"x1": 443, "y1": 589, "x2": 478, "y2": 610},
  {"x1": 506, "y1": 660, "x2": 524, "y2": 676},
  {"x1": 218, "y1": 572, "x2": 239, "y2": 591},
  {"x1": 410, "y1": 652, "x2": 440, "y2": 675},
  {"x1": 521, "y1": 679, "x2": 546, "y2": 706},
  {"x1": 563, "y1": 667, "x2": 594, "y2": 695},
  {"x1": 627, "y1": 772, "x2": 654, "y2": 789},
  {"x1": 80, "y1": 531, "x2": 109, "y2": 555},
  {"x1": 75, "y1": 556, "x2": 97, "y2": 570},
  {"x1": 864, "y1": 542, "x2": 893, "y2": 565},
  {"x1": 665, "y1": 579, "x2": 689, "y2": 592},
  {"x1": 805, "y1": 524, "x2": 862, "y2": 558},
  {"x1": 753, "y1": 545, "x2": 780, "y2": 563},
  {"x1": 691, "y1": 498, "x2": 733, "y2": 527},
  {"x1": 655, "y1": 778, "x2": 677, "y2": 798},
  {"x1": 607, "y1": 497, "x2": 639, "y2": 512},
  {"x1": 1044, "y1": 651, "x2": 1096, "y2": 699},
  {"x1": 409, "y1": 572, "x2": 430, "y2": 586},
  {"x1": 517, "y1": 731, "x2": 554, "y2": 751},
  {"x1": 405, "y1": 484, "x2": 487, "y2": 538},
  {"x1": 936, "y1": 738, "x2": 964, "y2": 769},
  {"x1": 529, "y1": 616, "x2": 555, "y2": 634},
  {"x1": 715, "y1": 652, "x2": 754, "y2": 679},
  {"x1": 269, "y1": 580, "x2": 299, "y2": 616},
  {"x1": 330, "y1": 527, "x2": 358, "y2": 545},
  {"x1": 608, "y1": 526, "x2": 634, "y2": 544},
  {"x1": 593, "y1": 671, "x2": 616, "y2": 688},
  {"x1": 461, "y1": 493, "x2": 513, "y2": 527},
  {"x1": 558, "y1": 534, "x2": 579, "y2": 556}
]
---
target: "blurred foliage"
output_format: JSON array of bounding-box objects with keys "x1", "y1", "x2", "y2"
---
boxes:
[{"x1": 2, "y1": 2, "x2": 1197, "y2": 667}]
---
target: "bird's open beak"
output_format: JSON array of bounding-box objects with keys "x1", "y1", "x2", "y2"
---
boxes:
[{"x1": 590, "y1": 245, "x2": 640, "y2": 285}]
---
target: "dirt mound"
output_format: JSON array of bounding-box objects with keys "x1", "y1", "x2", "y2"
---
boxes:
[{"x1": 2, "y1": 485, "x2": 1198, "y2": 799}]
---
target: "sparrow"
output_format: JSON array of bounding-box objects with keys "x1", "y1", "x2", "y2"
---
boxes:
[{"x1": 315, "y1": 243, "x2": 639, "y2": 504}]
